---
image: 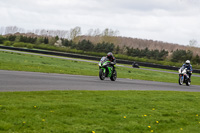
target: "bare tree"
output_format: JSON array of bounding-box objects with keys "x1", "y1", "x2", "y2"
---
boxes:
[
  {"x1": 0, "y1": 27, "x2": 5, "y2": 35},
  {"x1": 19, "y1": 27, "x2": 25, "y2": 33},
  {"x1": 4, "y1": 26, "x2": 13, "y2": 34},
  {"x1": 93, "y1": 28, "x2": 101, "y2": 36},
  {"x1": 189, "y1": 39, "x2": 198, "y2": 47},
  {"x1": 58, "y1": 30, "x2": 68, "y2": 38},
  {"x1": 69, "y1": 26, "x2": 81, "y2": 40},
  {"x1": 87, "y1": 29, "x2": 94, "y2": 36},
  {"x1": 3, "y1": 26, "x2": 25, "y2": 34},
  {"x1": 34, "y1": 29, "x2": 40, "y2": 35},
  {"x1": 100, "y1": 28, "x2": 120, "y2": 43},
  {"x1": 102, "y1": 28, "x2": 119, "y2": 36},
  {"x1": 11, "y1": 26, "x2": 18, "y2": 34}
]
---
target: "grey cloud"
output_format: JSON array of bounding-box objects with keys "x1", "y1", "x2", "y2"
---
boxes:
[{"x1": 0, "y1": 0, "x2": 200, "y2": 45}]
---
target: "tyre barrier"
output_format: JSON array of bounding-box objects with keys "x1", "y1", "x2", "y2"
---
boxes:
[{"x1": 1, "y1": 45, "x2": 200, "y2": 73}]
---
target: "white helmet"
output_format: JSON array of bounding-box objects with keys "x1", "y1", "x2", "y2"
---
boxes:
[{"x1": 185, "y1": 60, "x2": 190, "y2": 66}]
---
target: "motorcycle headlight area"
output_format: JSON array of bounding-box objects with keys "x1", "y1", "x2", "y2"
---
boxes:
[{"x1": 102, "y1": 62, "x2": 108, "y2": 66}]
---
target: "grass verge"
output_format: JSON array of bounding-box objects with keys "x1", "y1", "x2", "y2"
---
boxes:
[
  {"x1": 1, "y1": 43, "x2": 200, "y2": 69},
  {"x1": 1, "y1": 91, "x2": 200, "y2": 133},
  {"x1": 1, "y1": 50, "x2": 200, "y2": 85}
]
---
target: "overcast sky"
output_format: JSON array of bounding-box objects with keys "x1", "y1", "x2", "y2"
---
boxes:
[{"x1": 0, "y1": 0, "x2": 200, "y2": 45}]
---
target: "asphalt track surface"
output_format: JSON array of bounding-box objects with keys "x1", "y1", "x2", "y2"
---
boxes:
[{"x1": 1, "y1": 70, "x2": 200, "y2": 92}]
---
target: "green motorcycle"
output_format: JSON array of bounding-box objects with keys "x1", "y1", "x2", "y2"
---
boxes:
[{"x1": 98, "y1": 57, "x2": 117, "y2": 81}]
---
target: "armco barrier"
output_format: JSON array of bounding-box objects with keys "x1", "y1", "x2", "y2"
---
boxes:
[
  {"x1": 0, "y1": 45, "x2": 101, "y2": 60},
  {"x1": 1, "y1": 45, "x2": 200, "y2": 73}
]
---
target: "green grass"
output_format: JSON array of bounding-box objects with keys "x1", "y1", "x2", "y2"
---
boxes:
[
  {"x1": 1, "y1": 51, "x2": 200, "y2": 85},
  {"x1": 1, "y1": 49, "x2": 200, "y2": 133},
  {"x1": 1, "y1": 91, "x2": 200, "y2": 133},
  {"x1": 140, "y1": 66, "x2": 200, "y2": 75}
]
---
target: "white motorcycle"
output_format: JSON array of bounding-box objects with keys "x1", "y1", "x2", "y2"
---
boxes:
[{"x1": 178, "y1": 67, "x2": 191, "y2": 86}]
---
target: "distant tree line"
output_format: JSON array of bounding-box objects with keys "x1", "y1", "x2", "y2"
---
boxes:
[
  {"x1": 0, "y1": 26, "x2": 119, "y2": 40},
  {"x1": 0, "y1": 34, "x2": 200, "y2": 65},
  {"x1": 61, "y1": 39, "x2": 115, "y2": 53},
  {"x1": 1, "y1": 34, "x2": 115, "y2": 53},
  {"x1": 171, "y1": 49, "x2": 200, "y2": 64},
  {"x1": 126, "y1": 47, "x2": 168, "y2": 61}
]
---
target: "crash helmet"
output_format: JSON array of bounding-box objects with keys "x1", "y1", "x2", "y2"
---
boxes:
[
  {"x1": 107, "y1": 52, "x2": 113, "y2": 60},
  {"x1": 185, "y1": 60, "x2": 190, "y2": 66}
]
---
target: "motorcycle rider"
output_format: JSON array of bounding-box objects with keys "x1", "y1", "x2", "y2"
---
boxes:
[
  {"x1": 106, "y1": 52, "x2": 116, "y2": 72},
  {"x1": 182, "y1": 60, "x2": 192, "y2": 82}
]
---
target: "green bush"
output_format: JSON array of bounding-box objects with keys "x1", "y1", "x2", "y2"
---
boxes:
[
  {"x1": 13, "y1": 42, "x2": 27, "y2": 47},
  {"x1": 0, "y1": 35, "x2": 5, "y2": 44},
  {"x1": 3, "y1": 41, "x2": 12, "y2": 46},
  {"x1": 27, "y1": 44, "x2": 33, "y2": 49},
  {"x1": 13, "y1": 42, "x2": 33, "y2": 48}
]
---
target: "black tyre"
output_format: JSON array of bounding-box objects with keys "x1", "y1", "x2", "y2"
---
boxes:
[
  {"x1": 110, "y1": 70, "x2": 117, "y2": 81},
  {"x1": 179, "y1": 76, "x2": 183, "y2": 85},
  {"x1": 99, "y1": 69, "x2": 105, "y2": 80},
  {"x1": 186, "y1": 80, "x2": 190, "y2": 86}
]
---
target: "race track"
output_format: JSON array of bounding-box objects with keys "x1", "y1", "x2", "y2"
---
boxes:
[
  {"x1": 1, "y1": 49, "x2": 200, "y2": 77},
  {"x1": 1, "y1": 70, "x2": 200, "y2": 92}
]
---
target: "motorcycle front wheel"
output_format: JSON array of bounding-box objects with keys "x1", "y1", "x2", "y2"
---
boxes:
[
  {"x1": 179, "y1": 76, "x2": 183, "y2": 85},
  {"x1": 99, "y1": 69, "x2": 105, "y2": 80}
]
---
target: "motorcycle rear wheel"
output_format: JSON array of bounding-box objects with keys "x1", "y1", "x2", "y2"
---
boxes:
[
  {"x1": 110, "y1": 70, "x2": 117, "y2": 81},
  {"x1": 186, "y1": 80, "x2": 190, "y2": 86},
  {"x1": 99, "y1": 69, "x2": 105, "y2": 80}
]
